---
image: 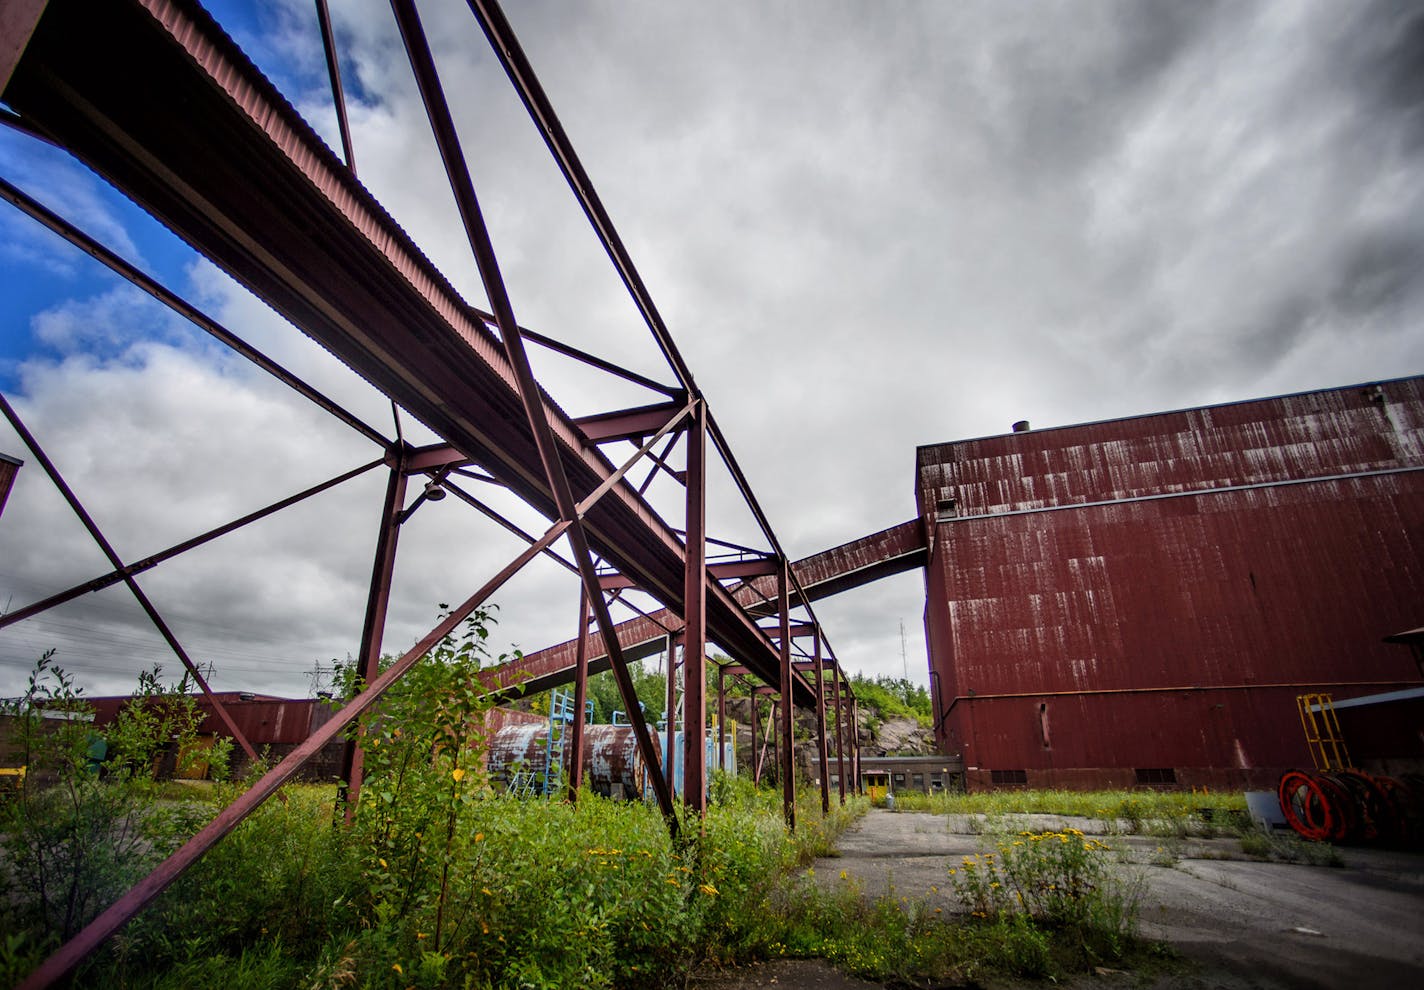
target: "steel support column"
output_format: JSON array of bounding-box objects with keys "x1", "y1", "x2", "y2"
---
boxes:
[
  {"x1": 682, "y1": 399, "x2": 707, "y2": 814},
  {"x1": 665, "y1": 631, "x2": 680, "y2": 795},
  {"x1": 716, "y1": 664, "x2": 726, "y2": 773},
  {"x1": 749, "y1": 689, "x2": 759, "y2": 784},
  {"x1": 852, "y1": 697, "x2": 862, "y2": 794},
  {"x1": 774, "y1": 564, "x2": 797, "y2": 826},
  {"x1": 567, "y1": 584, "x2": 591, "y2": 800},
  {"x1": 778, "y1": 559, "x2": 795, "y2": 828},
  {"x1": 813, "y1": 632, "x2": 830, "y2": 816},
  {"x1": 832, "y1": 667, "x2": 847, "y2": 805},
  {"x1": 338, "y1": 454, "x2": 408, "y2": 820}
]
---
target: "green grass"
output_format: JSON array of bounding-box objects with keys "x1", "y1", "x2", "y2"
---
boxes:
[
  {"x1": 742, "y1": 864, "x2": 1165, "y2": 985},
  {"x1": 1235, "y1": 830, "x2": 1344, "y2": 866},
  {"x1": 889, "y1": 787, "x2": 1250, "y2": 836},
  {"x1": 9, "y1": 780, "x2": 871, "y2": 990},
  {"x1": 5, "y1": 776, "x2": 1178, "y2": 989}
]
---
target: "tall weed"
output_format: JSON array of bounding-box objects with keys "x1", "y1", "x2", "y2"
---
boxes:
[{"x1": 949, "y1": 826, "x2": 1143, "y2": 961}]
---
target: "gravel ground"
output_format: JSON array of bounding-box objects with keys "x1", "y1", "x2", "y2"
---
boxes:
[{"x1": 691, "y1": 809, "x2": 1424, "y2": 989}]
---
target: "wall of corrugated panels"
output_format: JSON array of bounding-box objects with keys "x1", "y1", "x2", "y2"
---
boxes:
[{"x1": 918, "y1": 377, "x2": 1424, "y2": 789}]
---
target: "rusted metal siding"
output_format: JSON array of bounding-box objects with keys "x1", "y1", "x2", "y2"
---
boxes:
[
  {"x1": 88, "y1": 694, "x2": 314, "y2": 744},
  {"x1": 0, "y1": 452, "x2": 20, "y2": 519},
  {"x1": 919, "y1": 378, "x2": 1424, "y2": 785},
  {"x1": 919, "y1": 378, "x2": 1424, "y2": 517},
  {"x1": 483, "y1": 707, "x2": 546, "y2": 733}
]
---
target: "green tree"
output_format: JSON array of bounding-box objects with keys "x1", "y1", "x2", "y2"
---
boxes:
[
  {"x1": 848, "y1": 673, "x2": 931, "y2": 727},
  {"x1": 584, "y1": 658, "x2": 668, "y2": 724}
]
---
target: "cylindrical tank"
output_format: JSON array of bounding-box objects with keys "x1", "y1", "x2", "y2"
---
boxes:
[{"x1": 487, "y1": 724, "x2": 661, "y2": 799}]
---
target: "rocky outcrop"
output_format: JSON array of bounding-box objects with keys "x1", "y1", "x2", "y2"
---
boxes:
[{"x1": 860, "y1": 714, "x2": 934, "y2": 756}]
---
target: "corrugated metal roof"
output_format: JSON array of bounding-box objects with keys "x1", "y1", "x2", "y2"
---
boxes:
[{"x1": 919, "y1": 378, "x2": 1424, "y2": 518}]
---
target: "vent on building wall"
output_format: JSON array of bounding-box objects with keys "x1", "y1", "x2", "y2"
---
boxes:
[
  {"x1": 936, "y1": 496, "x2": 958, "y2": 520},
  {"x1": 990, "y1": 769, "x2": 1028, "y2": 785},
  {"x1": 1134, "y1": 767, "x2": 1177, "y2": 785}
]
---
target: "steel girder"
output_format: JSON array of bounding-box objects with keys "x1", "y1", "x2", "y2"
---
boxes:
[{"x1": 2, "y1": 0, "x2": 810, "y2": 705}]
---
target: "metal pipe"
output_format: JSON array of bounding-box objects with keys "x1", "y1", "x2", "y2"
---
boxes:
[
  {"x1": 942, "y1": 679, "x2": 1422, "y2": 714},
  {"x1": 338, "y1": 456, "x2": 408, "y2": 820}
]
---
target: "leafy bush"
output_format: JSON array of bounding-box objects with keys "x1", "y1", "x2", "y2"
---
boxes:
[
  {"x1": 847, "y1": 674, "x2": 931, "y2": 728},
  {"x1": 948, "y1": 826, "x2": 1143, "y2": 960},
  {"x1": 0, "y1": 653, "x2": 156, "y2": 943}
]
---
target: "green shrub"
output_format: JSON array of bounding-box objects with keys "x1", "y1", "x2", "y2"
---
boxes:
[
  {"x1": 0, "y1": 653, "x2": 157, "y2": 943},
  {"x1": 847, "y1": 674, "x2": 931, "y2": 728},
  {"x1": 949, "y1": 827, "x2": 1142, "y2": 961}
]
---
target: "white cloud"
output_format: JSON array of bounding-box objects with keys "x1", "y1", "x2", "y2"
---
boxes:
[{"x1": 3, "y1": 0, "x2": 1422, "y2": 696}]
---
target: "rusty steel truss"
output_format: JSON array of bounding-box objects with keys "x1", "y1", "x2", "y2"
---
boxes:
[{"x1": 0, "y1": 0, "x2": 863, "y2": 984}]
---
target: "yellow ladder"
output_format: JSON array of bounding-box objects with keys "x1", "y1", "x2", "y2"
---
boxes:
[{"x1": 1296, "y1": 693, "x2": 1351, "y2": 771}]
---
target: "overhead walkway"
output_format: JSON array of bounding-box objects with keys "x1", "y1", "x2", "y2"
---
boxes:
[{"x1": 491, "y1": 518, "x2": 929, "y2": 694}]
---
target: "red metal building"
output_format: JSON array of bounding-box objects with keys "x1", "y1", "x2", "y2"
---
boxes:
[{"x1": 917, "y1": 377, "x2": 1424, "y2": 791}]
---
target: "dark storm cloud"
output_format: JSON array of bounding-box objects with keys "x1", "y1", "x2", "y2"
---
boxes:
[
  {"x1": 4, "y1": 1, "x2": 1422, "y2": 694},
  {"x1": 1331, "y1": 230, "x2": 1424, "y2": 317}
]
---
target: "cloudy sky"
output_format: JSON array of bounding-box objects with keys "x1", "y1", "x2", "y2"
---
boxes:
[{"x1": 2, "y1": 0, "x2": 1422, "y2": 700}]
